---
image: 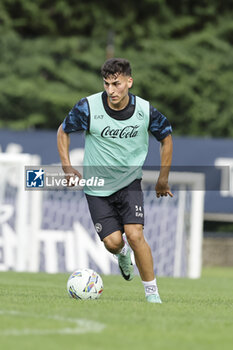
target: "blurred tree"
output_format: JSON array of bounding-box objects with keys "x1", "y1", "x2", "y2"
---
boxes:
[{"x1": 0, "y1": 0, "x2": 232, "y2": 136}]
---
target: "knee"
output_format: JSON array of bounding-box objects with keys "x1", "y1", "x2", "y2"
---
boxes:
[
  {"x1": 103, "y1": 232, "x2": 124, "y2": 254},
  {"x1": 124, "y1": 224, "x2": 144, "y2": 250}
]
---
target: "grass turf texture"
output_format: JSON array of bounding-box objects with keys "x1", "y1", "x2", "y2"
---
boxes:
[{"x1": 0, "y1": 268, "x2": 233, "y2": 350}]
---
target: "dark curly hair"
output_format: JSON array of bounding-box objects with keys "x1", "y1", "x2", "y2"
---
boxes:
[{"x1": 101, "y1": 58, "x2": 132, "y2": 78}]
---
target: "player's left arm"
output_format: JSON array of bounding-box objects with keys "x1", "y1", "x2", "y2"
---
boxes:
[
  {"x1": 148, "y1": 104, "x2": 173, "y2": 198},
  {"x1": 155, "y1": 134, "x2": 173, "y2": 198}
]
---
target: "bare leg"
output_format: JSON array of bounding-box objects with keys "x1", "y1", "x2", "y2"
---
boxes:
[
  {"x1": 124, "y1": 224, "x2": 154, "y2": 281},
  {"x1": 103, "y1": 230, "x2": 124, "y2": 254}
]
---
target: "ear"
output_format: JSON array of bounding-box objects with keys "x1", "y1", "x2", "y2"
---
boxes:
[{"x1": 127, "y1": 77, "x2": 133, "y2": 89}]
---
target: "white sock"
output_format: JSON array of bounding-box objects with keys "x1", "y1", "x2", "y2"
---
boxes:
[
  {"x1": 142, "y1": 279, "x2": 158, "y2": 296},
  {"x1": 119, "y1": 242, "x2": 128, "y2": 256}
]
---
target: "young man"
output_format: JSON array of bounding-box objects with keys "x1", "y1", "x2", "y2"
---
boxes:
[{"x1": 57, "y1": 58, "x2": 173, "y2": 303}]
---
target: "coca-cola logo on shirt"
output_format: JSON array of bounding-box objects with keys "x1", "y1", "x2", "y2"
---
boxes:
[{"x1": 101, "y1": 125, "x2": 139, "y2": 139}]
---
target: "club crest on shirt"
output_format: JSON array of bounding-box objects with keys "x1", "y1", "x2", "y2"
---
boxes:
[{"x1": 136, "y1": 111, "x2": 144, "y2": 120}]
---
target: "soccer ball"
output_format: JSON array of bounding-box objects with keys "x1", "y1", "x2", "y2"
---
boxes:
[{"x1": 67, "y1": 268, "x2": 104, "y2": 300}]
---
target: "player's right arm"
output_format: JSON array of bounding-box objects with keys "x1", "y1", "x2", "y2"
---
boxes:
[
  {"x1": 57, "y1": 124, "x2": 82, "y2": 183},
  {"x1": 57, "y1": 97, "x2": 90, "y2": 183}
]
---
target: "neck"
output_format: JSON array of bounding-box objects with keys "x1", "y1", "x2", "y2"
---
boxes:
[{"x1": 107, "y1": 94, "x2": 129, "y2": 110}]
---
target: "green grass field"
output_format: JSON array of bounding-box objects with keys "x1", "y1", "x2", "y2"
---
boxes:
[{"x1": 0, "y1": 268, "x2": 233, "y2": 350}]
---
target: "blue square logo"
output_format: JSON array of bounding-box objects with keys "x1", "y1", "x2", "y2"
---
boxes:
[{"x1": 26, "y1": 169, "x2": 44, "y2": 188}]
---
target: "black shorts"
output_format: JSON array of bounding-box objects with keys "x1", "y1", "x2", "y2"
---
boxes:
[{"x1": 85, "y1": 179, "x2": 144, "y2": 240}]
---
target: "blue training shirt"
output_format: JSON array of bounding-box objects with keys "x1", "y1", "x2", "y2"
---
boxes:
[{"x1": 62, "y1": 92, "x2": 172, "y2": 141}]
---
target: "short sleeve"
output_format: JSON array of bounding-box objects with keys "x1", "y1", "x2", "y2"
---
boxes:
[
  {"x1": 149, "y1": 105, "x2": 172, "y2": 141},
  {"x1": 62, "y1": 98, "x2": 90, "y2": 133}
]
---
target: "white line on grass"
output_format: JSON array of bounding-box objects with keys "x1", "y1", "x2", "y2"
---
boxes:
[{"x1": 0, "y1": 309, "x2": 105, "y2": 336}]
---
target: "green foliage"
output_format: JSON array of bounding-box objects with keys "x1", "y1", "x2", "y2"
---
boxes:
[
  {"x1": 0, "y1": 0, "x2": 233, "y2": 136},
  {"x1": 0, "y1": 32, "x2": 104, "y2": 129}
]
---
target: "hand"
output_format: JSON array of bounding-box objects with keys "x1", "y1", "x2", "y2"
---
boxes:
[
  {"x1": 62, "y1": 165, "x2": 82, "y2": 187},
  {"x1": 155, "y1": 178, "x2": 173, "y2": 198}
]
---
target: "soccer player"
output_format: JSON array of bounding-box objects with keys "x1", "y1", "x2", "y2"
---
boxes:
[{"x1": 57, "y1": 58, "x2": 173, "y2": 303}]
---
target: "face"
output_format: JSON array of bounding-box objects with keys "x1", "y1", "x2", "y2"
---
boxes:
[{"x1": 103, "y1": 73, "x2": 133, "y2": 110}]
